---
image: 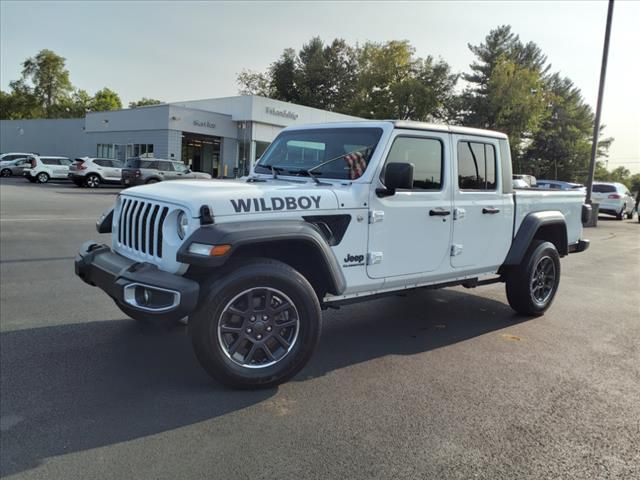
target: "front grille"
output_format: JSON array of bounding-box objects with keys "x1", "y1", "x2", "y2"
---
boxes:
[{"x1": 117, "y1": 198, "x2": 170, "y2": 258}]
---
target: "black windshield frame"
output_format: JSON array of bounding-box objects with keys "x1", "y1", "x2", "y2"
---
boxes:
[{"x1": 255, "y1": 127, "x2": 384, "y2": 180}]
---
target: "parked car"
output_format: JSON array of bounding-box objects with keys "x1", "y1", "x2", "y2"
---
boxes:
[
  {"x1": 121, "y1": 158, "x2": 211, "y2": 186},
  {"x1": 68, "y1": 157, "x2": 124, "y2": 188},
  {"x1": 0, "y1": 152, "x2": 36, "y2": 163},
  {"x1": 22, "y1": 156, "x2": 72, "y2": 183},
  {"x1": 513, "y1": 178, "x2": 530, "y2": 189},
  {"x1": 77, "y1": 120, "x2": 590, "y2": 389},
  {"x1": 591, "y1": 182, "x2": 634, "y2": 220},
  {"x1": 513, "y1": 174, "x2": 537, "y2": 187},
  {"x1": 536, "y1": 179, "x2": 586, "y2": 192},
  {"x1": 0, "y1": 156, "x2": 35, "y2": 177}
]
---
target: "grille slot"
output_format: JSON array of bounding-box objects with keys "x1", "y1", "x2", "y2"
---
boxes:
[{"x1": 117, "y1": 198, "x2": 170, "y2": 259}]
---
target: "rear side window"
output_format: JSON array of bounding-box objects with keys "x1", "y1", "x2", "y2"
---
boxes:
[
  {"x1": 384, "y1": 136, "x2": 443, "y2": 190},
  {"x1": 457, "y1": 141, "x2": 497, "y2": 190},
  {"x1": 41, "y1": 158, "x2": 60, "y2": 165},
  {"x1": 592, "y1": 184, "x2": 616, "y2": 193}
]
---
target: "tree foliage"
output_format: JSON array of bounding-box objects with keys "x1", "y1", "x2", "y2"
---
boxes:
[
  {"x1": 1, "y1": 49, "x2": 126, "y2": 119},
  {"x1": 129, "y1": 97, "x2": 163, "y2": 108}
]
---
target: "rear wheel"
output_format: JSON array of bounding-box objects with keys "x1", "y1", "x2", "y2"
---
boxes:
[
  {"x1": 146, "y1": 178, "x2": 159, "y2": 184},
  {"x1": 0, "y1": 169, "x2": 11, "y2": 177},
  {"x1": 506, "y1": 240, "x2": 560, "y2": 316},
  {"x1": 36, "y1": 172, "x2": 49, "y2": 184},
  {"x1": 190, "y1": 258, "x2": 322, "y2": 389},
  {"x1": 85, "y1": 174, "x2": 101, "y2": 188}
]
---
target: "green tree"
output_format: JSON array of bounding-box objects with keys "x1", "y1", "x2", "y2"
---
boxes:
[
  {"x1": 522, "y1": 74, "x2": 612, "y2": 182},
  {"x1": 90, "y1": 88, "x2": 122, "y2": 112},
  {"x1": 462, "y1": 26, "x2": 549, "y2": 164},
  {"x1": 129, "y1": 97, "x2": 163, "y2": 108},
  {"x1": 0, "y1": 81, "x2": 40, "y2": 119},
  {"x1": 21, "y1": 49, "x2": 73, "y2": 117}
]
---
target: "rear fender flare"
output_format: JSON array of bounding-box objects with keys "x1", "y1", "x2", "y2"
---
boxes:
[{"x1": 502, "y1": 211, "x2": 568, "y2": 266}]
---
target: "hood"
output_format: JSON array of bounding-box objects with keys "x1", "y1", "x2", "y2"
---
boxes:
[{"x1": 121, "y1": 179, "x2": 340, "y2": 217}]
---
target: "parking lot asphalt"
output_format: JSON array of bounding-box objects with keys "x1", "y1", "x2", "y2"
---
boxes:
[{"x1": 1, "y1": 177, "x2": 639, "y2": 480}]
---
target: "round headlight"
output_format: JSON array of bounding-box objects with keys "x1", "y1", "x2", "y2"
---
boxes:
[{"x1": 177, "y1": 210, "x2": 189, "y2": 239}]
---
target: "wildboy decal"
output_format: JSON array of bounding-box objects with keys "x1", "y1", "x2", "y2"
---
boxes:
[{"x1": 231, "y1": 196, "x2": 322, "y2": 213}]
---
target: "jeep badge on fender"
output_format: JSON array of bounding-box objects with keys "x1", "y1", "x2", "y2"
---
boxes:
[{"x1": 75, "y1": 120, "x2": 590, "y2": 389}]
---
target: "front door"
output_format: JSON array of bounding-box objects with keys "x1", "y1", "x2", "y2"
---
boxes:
[
  {"x1": 450, "y1": 135, "x2": 513, "y2": 270},
  {"x1": 367, "y1": 132, "x2": 452, "y2": 279}
]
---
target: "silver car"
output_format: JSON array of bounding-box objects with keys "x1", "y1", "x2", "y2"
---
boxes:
[{"x1": 0, "y1": 156, "x2": 35, "y2": 177}]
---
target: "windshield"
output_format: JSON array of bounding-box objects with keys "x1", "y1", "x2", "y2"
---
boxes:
[{"x1": 255, "y1": 127, "x2": 383, "y2": 180}]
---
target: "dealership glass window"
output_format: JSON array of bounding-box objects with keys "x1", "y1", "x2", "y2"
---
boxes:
[
  {"x1": 457, "y1": 141, "x2": 497, "y2": 190},
  {"x1": 96, "y1": 144, "x2": 115, "y2": 159},
  {"x1": 133, "y1": 144, "x2": 154, "y2": 157}
]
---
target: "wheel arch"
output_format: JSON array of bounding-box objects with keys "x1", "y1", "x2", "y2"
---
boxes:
[
  {"x1": 178, "y1": 220, "x2": 347, "y2": 298},
  {"x1": 502, "y1": 211, "x2": 568, "y2": 268}
]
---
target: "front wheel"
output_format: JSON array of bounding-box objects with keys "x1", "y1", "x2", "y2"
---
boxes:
[
  {"x1": 506, "y1": 240, "x2": 561, "y2": 316},
  {"x1": 0, "y1": 169, "x2": 11, "y2": 177},
  {"x1": 36, "y1": 172, "x2": 49, "y2": 184},
  {"x1": 190, "y1": 258, "x2": 322, "y2": 389}
]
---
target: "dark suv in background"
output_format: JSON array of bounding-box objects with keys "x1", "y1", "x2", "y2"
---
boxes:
[{"x1": 121, "y1": 158, "x2": 212, "y2": 186}]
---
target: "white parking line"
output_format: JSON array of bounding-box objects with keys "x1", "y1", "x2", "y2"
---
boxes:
[{"x1": 0, "y1": 217, "x2": 97, "y2": 222}]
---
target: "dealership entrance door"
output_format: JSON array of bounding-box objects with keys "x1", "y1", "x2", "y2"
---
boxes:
[{"x1": 181, "y1": 133, "x2": 221, "y2": 177}]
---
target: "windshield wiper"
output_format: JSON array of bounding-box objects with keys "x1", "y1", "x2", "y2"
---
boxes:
[{"x1": 258, "y1": 164, "x2": 286, "y2": 179}]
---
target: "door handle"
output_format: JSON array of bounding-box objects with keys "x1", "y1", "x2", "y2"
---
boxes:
[
  {"x1": 482, "y1": 207, "x2": 500, "y2": 214},
  {"x1": 429, "y1": 208, "x2": 451, "y2": 217}
]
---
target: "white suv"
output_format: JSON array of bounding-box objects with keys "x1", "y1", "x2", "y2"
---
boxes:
[
  {"x1": 68, "y1": 157, "x2": 124, "y2": 188},
  {"x1": 23, "y1": 156, "x2": 72, "y2": 183},
  {"x1": 592, "y1": 182, "x2": 635, "y2": 220}
]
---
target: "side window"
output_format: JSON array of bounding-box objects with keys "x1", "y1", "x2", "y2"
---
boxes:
[
  {"x1": 384, "y1": 137, "x2": 443, "y2": 190},
  {"x1": 93, "y1": 160, "x2": 106, "y2": 167},
  {"x1": 457, "y1": 141, "x2": 497, "y2": 190},
  {"x1": 173, "y1": 162, "x2": 188, "y2": 173},
  {"x1": 112, "y1": 160, "x2": 123, "y2": 168},
  {"x1": 42, "y1": 158, "x2": 60, "y2": 166},
  {"x1": 157, "y1": 162, "x2": 173, "y2": 172},
  {"x1": 59, "y1": 159, "x2": 72, "y2": 166}
]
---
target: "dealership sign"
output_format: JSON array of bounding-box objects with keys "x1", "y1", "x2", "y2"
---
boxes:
[
  {"x1": 193, "y1": 120, "x2": 216, "y2": 129},
  {"x1": 265, "y1": 106, "x2": 299, "y2": 120}
]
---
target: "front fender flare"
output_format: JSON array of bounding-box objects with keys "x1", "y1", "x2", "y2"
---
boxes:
[{"x1": 177, "y1": 220, "x2": 346, "y2": 295}]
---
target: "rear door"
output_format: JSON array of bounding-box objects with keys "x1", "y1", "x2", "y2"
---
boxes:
[
  {"x1": 450, "y1": 135, "x2": 513, "y2": 270},
  {"x1": 57, "y1": 158, "x2": 72, "y2": 178}
]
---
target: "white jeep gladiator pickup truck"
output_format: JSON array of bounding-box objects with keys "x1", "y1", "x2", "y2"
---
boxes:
[{"x1": 76, "y1": 121, "x2": 590, "y2": 388}]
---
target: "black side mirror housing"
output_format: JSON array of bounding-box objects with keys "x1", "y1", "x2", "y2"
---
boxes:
[{"x1": 376, "y1": 162, "x2": 414, "y2": 197}]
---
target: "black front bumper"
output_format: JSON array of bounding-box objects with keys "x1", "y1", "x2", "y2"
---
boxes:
[{"x1": 75, "y1": 242, "x2": 199, "y2": 322}]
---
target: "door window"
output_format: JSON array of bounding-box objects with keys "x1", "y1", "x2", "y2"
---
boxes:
[
  {"x1": 383, "y1": 136, "x2": 443, "y2": 190},
  {"x1": 157, "y1": 162, "x2": 173, "y2": 171},
  {"x1": 41, "y1": 159, "x2": 61, "y2": 165},
  {"x1": 457, "y1": 141, "x2": 497, "y2": 190},
  {"x1": 173, "y1": 162, "x2": 189, "y2": 173}
]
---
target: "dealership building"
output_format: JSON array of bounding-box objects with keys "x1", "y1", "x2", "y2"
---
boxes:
[{"x1": 0, "y1": 95, "x2": 360, "y2": 177}]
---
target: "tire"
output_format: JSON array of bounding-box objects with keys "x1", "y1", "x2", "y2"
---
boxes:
[
  {"x1": 505, "y1": 240, "x2": 561, "y2": 316},
  {"x1": 26, "y1": 176, "x2": 36, "y2": 183},
  {"x1": 36, "y1": 172, "x2": 49, "y2": 184},
  {"x1": 146, "y1": 178, "x2": 159, "y2": 184},
  {"x1": 0, "y1": 169, "x2": 11, "y2": 177},
  {"x1": 84, "y1": 174, "x2": 101, "y2": 188},
  {"x1": 190, "y1": 258, "x2": 322, "y2": 389}
]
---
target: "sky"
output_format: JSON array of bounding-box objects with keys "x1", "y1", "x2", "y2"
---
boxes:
[{"x1": 1, "y1": 0, "x2": 638, "y2": 173}]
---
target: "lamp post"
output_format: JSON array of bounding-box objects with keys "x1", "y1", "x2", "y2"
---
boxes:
[{"x1": 585, "y1": 0, "x2": 615, "y2": 204}]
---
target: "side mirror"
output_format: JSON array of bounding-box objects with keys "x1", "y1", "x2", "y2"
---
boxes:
[{"x1": 376, "y1": 162, "x2": 414, "y2": 197}]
